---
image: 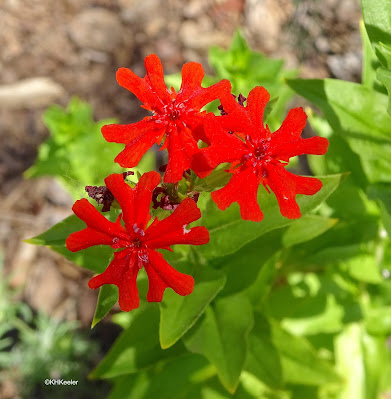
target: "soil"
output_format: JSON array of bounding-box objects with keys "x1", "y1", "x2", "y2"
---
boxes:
[{"x1": 0, "y1": 0, "x2": 362, "y2": 397}]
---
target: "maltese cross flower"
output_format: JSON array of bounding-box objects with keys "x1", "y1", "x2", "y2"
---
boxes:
[
  {"x1": 66, "y1": 171, "x2": 209, "y2": 311},
  {"x1": 102, "y1": 54, "x2": 231, "y2": 183},
  {"x1": 193, "y1": 86, "x2": 329, "y2": 222}
]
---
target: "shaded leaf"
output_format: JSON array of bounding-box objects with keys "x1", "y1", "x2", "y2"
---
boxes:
[
  {"x1": 159, "y1": 267, "x2": 226, "y2": 349},
  {"x1": 91, "y1": 284, "x2": 118, "y2": 328},
  {"x1": 282, "y1": 215, "x2": 338, "y2": 248},
  {"x1": 90, "y1": 305, "x2": 185, "y2": 379},
  {"x1": 184, "y1": 294, "x2": 254, "y2": 393}
]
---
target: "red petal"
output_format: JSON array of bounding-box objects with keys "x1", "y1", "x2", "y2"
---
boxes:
[
  {"x1": 144, "y1": 54, "x2": 171, "y2": 104},
  {"x1": 211, "y1": 167, "x2": 263, "y2": 222},
  {"x1": 144, "y1": 249, "x2": 194, "y2": 302},
  {"x1": 246, "y1": 86, "x2": 270, "y2": 130},
  {"x1": 88, "y1": 251, "x2": 140, "y2": 312},
  {"x1": 105, "y1": 172, "x2": 160, "y2": 232},
  {"x1": 144, "y1": 198, "x2": 209, "y2": 248},
  {"x1": 270, "y1": 136, "x2": 329, "y2": 161},
  {"x1": 178, "y1": 62, "x2": 205, "y2": 96},
  {"x1": 101, "y1": 118, "x2": 156, "y2": 144},
  {"x1": 133, "y1": 171, "x2": 161, "y2": 229},
  {"x1": 71, "y1": 199, "x2": 126, "y2": 237},
  {"x1": 271, "y1": 108, "x2": 308, "y2": 145},
  {"x1": 66, "y1": 227, "x2": 115, "y2": 252},
  {"x1": 264, "y1": 164, "x2": 323, "y2": 219},
  {"x1": 113, "y1": 126, "x2": 165, "y2": 168},
  {"x1": 185, "y1": 79, "x2": 232, "y2": 111},
  {"x1": 163, "y1": 124, "x2": 198, "y2": 183},
  {"x1": 116, "y1": 67, "x2": 160, "y2": 111},
  {"x1": 105, "y1": 173, "x2": 135, "y2": 233},
  {"x1": 192, "y1": 114, "x2": 247, "y2": 174}
]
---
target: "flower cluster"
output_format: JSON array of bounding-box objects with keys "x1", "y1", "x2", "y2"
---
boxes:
[
  {"x1": 67, "y1": 54, "x2": 328, "y2": 311},
  {"x1": 66, "y1": 172, "x2": 208, "y2": 311}
]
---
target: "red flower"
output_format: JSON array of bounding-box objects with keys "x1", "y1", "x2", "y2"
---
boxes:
[
  {"x1": 66, "y1": 172, "x2": 209, "y2": 311},
  {"x1": 102, "y1": 54, "x2": 231, "y2": 183},
  {"x1": 193, "y1": 87, "x2": 329, "y2": 222}
]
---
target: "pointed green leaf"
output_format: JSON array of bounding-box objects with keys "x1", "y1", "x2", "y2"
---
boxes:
[
  {"x1": 360, "y1": 20, "x2": 383, "y2": 91},
  {"x1": 245, "y1": 314, "x2": 283, "y2": 389},
  {"x1": 25, "y1": 213, "x2": 114, "y2": 273},
  {"x1": 213, "y1": 228, "x2": 283, "y2": 297},
  {"x1": 90, "y1": 305, "x2": 185, "y2": 379},
  {"x1": 377, "y1": 66, "x2": 391, "y2": 116},
  {"x1": 183, "y1": 293, "x2": 254, "y2": 393},
  {"x1": 282, "y1": 215, "x2": 338, "y2": 248},
  {"x1": 25, "y1": 214, "x2": 84, "y2": 246},
  {"x1": 91, "y1": 284, "x2": 118, "y2": 328},
  {"x1": 199, "y1": 174, "x2": 344, "y2": 259},
  {"x1": 159, "y1": 267, "x2": 226, "y2": 349},
  {"x1": 287, "y1": 78, "x2": 391, "y2": 183},
  {"x1": 362, "y1": 0, "x2": 391, "y2": 48}
]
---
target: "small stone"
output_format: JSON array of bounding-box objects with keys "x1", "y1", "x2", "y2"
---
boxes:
[
  {"x1": 25, "y1": 257, "x2": 65, "y2": 315},
  {"x1": 327, "y1": 52, "x2": 362, "y2": 81},
  {"x1": 180, "y1": 20, "x2": 229, "y2": 50},
  {"x1": 68, "y1": 8, "x2": 123, "y2": 53},
  {"x1": 0, "y1": 78, "x2": 65, "y2": 109}
]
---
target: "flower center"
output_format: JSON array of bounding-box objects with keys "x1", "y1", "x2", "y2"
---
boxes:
[
  {"x1": 157, "y1": 100, "x2": 185, "y2": 123},
  {"x1": 241, "y1": 136, "x2": 272, "y2": 177}
]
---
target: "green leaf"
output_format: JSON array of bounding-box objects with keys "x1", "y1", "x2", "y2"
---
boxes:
[
  {"x1": 213, "y1": 228, "x2": 283, "y2": 297},
  {"x1": 360, "y1": 20, "x2": 383, "y2": 91},
  {"x1": 365, "y1": 307, "x2": 391, "y2": 335},
  {"x1": 25, "y1": 213, "x2": 114, "y2": 273},
  {"x1": 90, "y1": 305, "x2": 185, "y2": 379},
  {"x1": 282, "y1": 215, "x2": 338, "y2": 248},
  {"x1": 25, "y1": 214, "x2": 85, "y2": 246},
  {"x1": 107, "y1": 354, "x2": 211, "y2": 399},
  {"x1": 377, "y1": 66, "x2": 391, "y2": 116},
  {"x1": 50, "y1": 244, "x2": 112, "y2": 273},
  {"x1": 271, "y1": 321, "x2": 341, "y2": 386},
  {"x1": 362, "y1": 0, "x2": 391, "y2": 48},
  {"x1": 287, "y1": 78, "x2": 391, "y2": 183},
  {"x1": 341, "y1": 252, "x2": 382, "y2": 284},
  {"x1": 159, "y1": 267, "x2": 226, "y2": 349},
  {"x1": 195, "y1": 372, "x2": 290, "y2": 399},
  {"x1": 199, "y1": 174, "x2": 344, "y2": 259},
  {"x1": 184, "y1": 293, "x2": 254, "y2": 393},
  {"x1": 367, "y1": 183, "x2": 391, "y2": 234},
  {"x1": 193, "y1": 168, "x2": 231, "y2": 192},
  {"x1": 264, "y1": 273, "x2": 349, "y2": 336},
  {"x1": 245, "y1": 314, "x2": 283, "y2": 389},
  {"x1": 91, "y1": 284, "x2": 118, "y2": 328}
]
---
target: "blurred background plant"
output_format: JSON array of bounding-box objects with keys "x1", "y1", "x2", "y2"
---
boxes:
[{"x1": 0, "y1": 256, "x2": 110, "y2": 399}]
